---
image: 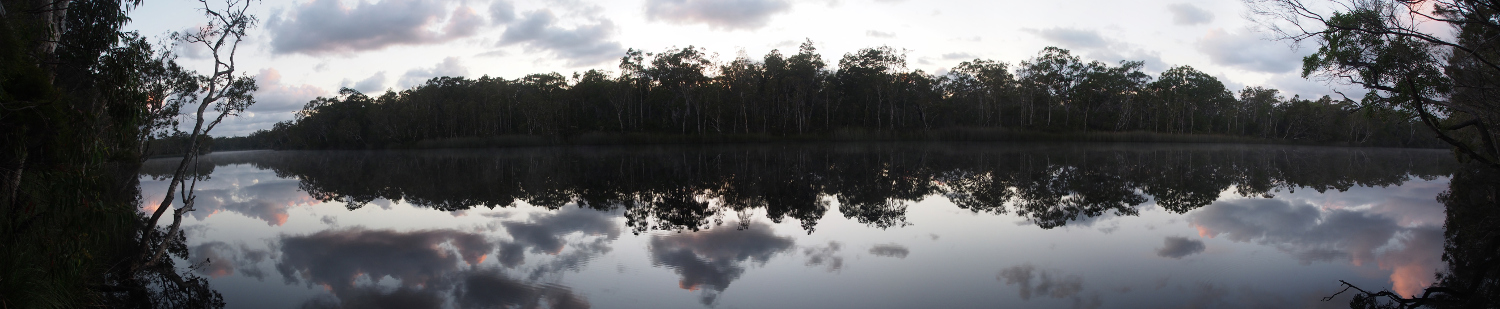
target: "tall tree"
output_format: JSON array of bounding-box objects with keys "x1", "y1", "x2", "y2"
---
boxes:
[
  {"x1": 1248, "y1": 0, "x2": 1500, "y2": 169},
  {"x1": 136, "y1": 0, "x2": 259, "y2": 273}
]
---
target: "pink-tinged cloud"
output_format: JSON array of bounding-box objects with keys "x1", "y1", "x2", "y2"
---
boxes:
[
  {"x1": 266, "y1": 0, "x2": 483, "y2": 55},
  {"x1": 1188, "y1": 198, "x2": 1446, "y2": 296}
]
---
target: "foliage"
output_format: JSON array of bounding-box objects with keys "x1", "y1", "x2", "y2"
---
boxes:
[
  {"x1": 1, "y1": 0, "x2": 249, "y2": 306},
  {"x1": 256, "y1": 45, "x2": 1443, "y2": 150},
  {"x1": 1248, "y1": 0, "x2": 1500, "y2": 169},
  {"x1": 163, "y1": 146, "x2": 1454, "y2": 234}
]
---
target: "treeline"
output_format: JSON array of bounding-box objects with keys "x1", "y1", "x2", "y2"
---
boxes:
[
  {"x1": 241, "y1": 43, "x2": 1443, "y2": 149},
  {"x1": 151, "y1": 145, "x2": 1454, "y2": 233}
]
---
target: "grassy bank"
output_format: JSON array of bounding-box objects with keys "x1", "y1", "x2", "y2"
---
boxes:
[{"x1": 377, "y1": 127, "x2": 1435, "y2": 150}]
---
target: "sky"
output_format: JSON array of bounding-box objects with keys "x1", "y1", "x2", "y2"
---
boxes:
[
  {"x1": 126, "y1": 0, "x2": 1360, "y2": 137},
  {"x1": 140, "y1": 153, "x2": 1449, "y2": 307}
]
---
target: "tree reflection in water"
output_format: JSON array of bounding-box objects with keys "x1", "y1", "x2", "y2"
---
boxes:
[
  {"x1": 143, "y1": 144, "x2": 1500, "y2": 308},
  {"x1": 153, "y1": 144, "x2": 1452, "y2": 234}
]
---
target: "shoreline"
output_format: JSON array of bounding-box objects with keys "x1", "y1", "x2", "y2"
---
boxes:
[{"x1": 211, "y1": 128, "x2": 1447, "y2": 152}]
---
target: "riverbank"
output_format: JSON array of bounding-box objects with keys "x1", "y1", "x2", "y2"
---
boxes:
[{"x1": 372, "y1": 128, "x2": 1442, "y2": 150}]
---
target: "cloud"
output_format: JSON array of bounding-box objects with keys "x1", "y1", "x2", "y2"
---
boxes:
[
  {"x1": 997, "y1": 264, "x2": 1087, "y2": 302},
  {"x1": 171, "y1": 28, "x2": 212, "y2": 59},
  {"x1": 453, "y1": 270, "x2": 591, "y2": 309},
  {"x1": 868, "y1": 243, "x2": 909, "y2": 258},
  {"x1": 1167, "y1": 3, "x2": 1214, "y2": 25},
  {"x1": 522, "y1": 237, "x2": 613, "y2": 281},
  {"x1": 489, "y1": 0, "x2": 516, "y2": 24},
  {"x1": 188, "y1": 241, "x2": 273, "y2": 280},
  {"x1": 298, "y1": 269, "x2": 592, "y2": 309},
  {"x1": 1262, "y1": 68, "x2": 1366, "y2": 100},
  {"x1": 1156, "y1": 236, "x2": 1206, "y2": 259},
  {"x1": 275, "y1": 228, "x2": 494, "y2": 292},
  {"x1": 499, "y1": 10, "x2": 625, "y2": 67},
  {"x1": 253, "y1": 68, "x2": 327, "y2": 114},
  {"x1": 643, "y1": 0, "x2": 791, "y2": 30},
  {"x1": 495, "y1": 242, "x2": 526, "y2": 268},
  {"x1": 1362, "y1": 182, "x2": 1448, "y2": 227},
  {"x1": 399, "y1": 57, "x2": 469, "y2": 88},
  {"x1": 1030, "y1": 28, "x2": 1108, "y2": 50},
  {"x1": 189, "y1": 242, "x2": 238, "y2": 278},
  {"x1": 140, "y1": 164, "x2": 318, "y2": 225},
  {"x1": 1189, "y1": 198, "x2": 1379, "y2": 264},
  {"x1": 866, "y1": 30, "x2": 896, "y2": 38},
  {"x1": 494, "y1": 207, "x2": 622, "y2": 268},
  {"x1": 942, "y1": 52, "x2": 977, "y2": 60},
  {"x1": 201, "y1": 68, "x2": 326, "y2": 137},
  {"x1": 341, "y1": 71, "x2": 388, "y2": 94},
  {"x1": 1377, "y1": 227, "x2": 1444, "y2": 298},
  {"x1": 1196, "y1": 29, "x2": 1301, "y2": 74},
  {"x1": 300, "y1": 286, "x2": 444, "y2": 309},
  {"x1": 802, "y1": 241, "x2": 844, "y2": 272},
  {"x1": 1188, "y1": 198, "x2": 1444, "y2": 296},
  {"x1": 1027, "y1": 27, "x2": 1167, "y2": 72},
  {"x1": 768, "y1": 40, "x2": 798, "y2": 49},
  {"x1": 193, "y1": 205, "x2": 604, "y2": 308},
  {"x1": 648, "y1": 222, "x2": 794, "y2": 305},
  {"x1": 266, "y1": 0, "x2": 483, "y2": 55}
]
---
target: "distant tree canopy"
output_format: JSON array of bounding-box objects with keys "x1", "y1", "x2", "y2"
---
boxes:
[{"x1": 246, "y1": 42, "x2": 1442, "y2": 149}]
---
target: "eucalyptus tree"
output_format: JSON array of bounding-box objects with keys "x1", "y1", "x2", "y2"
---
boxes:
[
  {"x1": 785, "y1": 40, "x2": 829, "y2": 132},
  {"x1": 618, "y1": 48, "x2": 650, "y2": 131},
  {"x1": 836, "y1": 46, "x2": 907, "y2": 129},
  {"x1": 137, "y1": 0, "x2": 259, "y2": 273},
  {"x1": 1147, "y1": 66, "x2": 1232, "y2": 134},
  {"x1": 516, "y1": 73, "x2": 567, "y2": 135},
  {"x1": 945, "y1": 59, "x2": 1016, "y2": 127},
  {"x1": 1017, "y1": 47, "x2": 1085, "y2": 128},
  {"x1": 1247, "y1": 0, "x2": 1500, "y2": 169},
  {"x1": 1237, "y1": 86, "x2": 1282, "y2": 138},
  {"x1": 1072, "y1": 60, "x2": 1148, "y2": 132},
  {"x1": 648, "y1": 46, "x2": 715, "y2": 133},
  {"x1": 570, "y1": 69, "x2": 622, "y2": 132},
  {"x1": 721, "y1": 52, "x2": 765, "y2": 134}
]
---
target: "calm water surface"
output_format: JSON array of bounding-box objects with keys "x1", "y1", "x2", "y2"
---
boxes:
[{"x1": 139, "y1": 143, "x2": 1457, "y2": 308}]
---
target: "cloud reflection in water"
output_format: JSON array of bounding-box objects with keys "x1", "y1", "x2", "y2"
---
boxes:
[
  {"x1": 1188, "y1": 197, "x2": 1444, "y2": 296},
  {"x1": 273, "y1": 225, "x2": 597, "y2": 308},
  {"x1": 648, "y1": 222, "x2": 795, "y2": 305}
]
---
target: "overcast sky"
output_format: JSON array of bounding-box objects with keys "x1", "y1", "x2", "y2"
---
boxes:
[{"x1": 127, "y1": 0, "x2": 1356, "y2": 136}]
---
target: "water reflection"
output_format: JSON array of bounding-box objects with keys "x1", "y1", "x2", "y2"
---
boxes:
[
  {"x1": 1155, "y1": 236, "x2": 1206, "y2": 259},
  {"x1": 139, "y1": 163, "x2": 318, "y2": 226},
  {"x1": 1429, "y1": 163, "x2": 1500, "y2": 308},
  {"x1": 1189, "y1": 197, "x2": 1446, "y2": 296},
  {"x1": 647, "y1": 222, "x2": 795, "y2": 305},
  {"x1": 271, "y1": 226, "x2": 595, "y2": 309},
  {"x1": 802, "y1": 241, "x2": 845, "y2": 272},
  {"x1": 143, "y1": 144, "x2": 1453, "y2": 233},
  {"x1": 188, "y1": 241, "x2": 272, "y2": 280},
  {"x1": 135, "y1": 144, "x2": 1468, "y2": 308},
  {"x1": 996, "y1": 264, "x2": 1094, "y2": 306}
]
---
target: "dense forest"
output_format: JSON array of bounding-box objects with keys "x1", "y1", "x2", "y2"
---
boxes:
[{"x1": 239, "y1": 43, "x2": 1445, "y2": 150}]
